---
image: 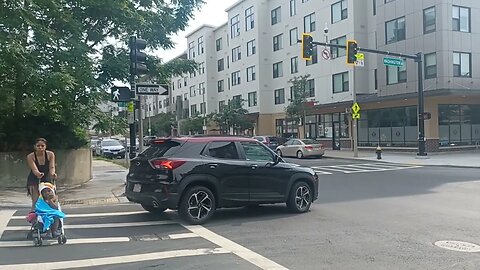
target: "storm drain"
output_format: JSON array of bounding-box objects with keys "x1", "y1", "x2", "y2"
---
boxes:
[{"x1": 434, "y1": 240, "x2": 480, "y2": 253}]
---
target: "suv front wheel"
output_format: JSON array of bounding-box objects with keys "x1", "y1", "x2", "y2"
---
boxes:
[
  {"x1": 286, "y1": 181, "x2": 312, "y2": 213},
  {"x1": 179, "y1": 186, "x2": 216, "y2": 225}
]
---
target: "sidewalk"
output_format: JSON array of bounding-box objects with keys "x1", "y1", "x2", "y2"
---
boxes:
[
  {"x1": 324, "y1": 149, "x2": 480, "y2": 168},
  {"x1": 0, "y1": 160, "x2": 128, "y2": 208}
]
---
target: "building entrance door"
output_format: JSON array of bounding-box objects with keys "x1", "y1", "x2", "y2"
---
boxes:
[{"x1": 332, "y1": 122, "x2": 341, "y2": 150}]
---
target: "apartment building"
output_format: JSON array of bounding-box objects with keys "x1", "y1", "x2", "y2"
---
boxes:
[{"x1": 156, "y1": 0, "x2": 480, "y2": 152}]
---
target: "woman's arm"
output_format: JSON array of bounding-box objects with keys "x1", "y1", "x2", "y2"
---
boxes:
[
  {"x1": 26, "y1": 153, "x2": 43, "y2": 178},
  {"x1": 48, "y1": 151, "x2": 57, "y2": 178}
]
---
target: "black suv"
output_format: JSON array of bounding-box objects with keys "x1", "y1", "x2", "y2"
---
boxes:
[{"x1": 125, "y1": 136, "x2": 319, "y2": 224}]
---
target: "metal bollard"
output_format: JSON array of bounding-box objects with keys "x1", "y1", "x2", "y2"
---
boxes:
[{"x1": 375, "y1": 145, "x2": 382, "y2": 160}]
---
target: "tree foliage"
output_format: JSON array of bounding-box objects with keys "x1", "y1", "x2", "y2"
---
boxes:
[
  {"x1": 286, "y1": 74, "x2": 313, "y2": 123},
  {"x1": 180, "y1": 115, "x2": 206, "y2": 135},
  {"x1": 210, "y1": 99, "x2": 253, "y2": 134},
  {"x1": 147, "y1": 112, "x2": 176, "y2": 137},
  {"x1": 0, "y1": 0, "x2": 203, "y2": 150}
]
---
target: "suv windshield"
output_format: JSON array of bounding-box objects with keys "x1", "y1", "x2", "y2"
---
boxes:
[
  {"x1": 102, "y1": 140, "x2": 121, "y2": 146},
  {"x1": 142, "y1": 140, "x2": 183, "y2": 158}
]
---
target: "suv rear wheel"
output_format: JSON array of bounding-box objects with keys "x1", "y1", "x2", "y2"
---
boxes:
[
  {"x1": 286, "y1": 181, "x2": 312, "y2": 213},
  {"x1": 179, "y1": 186, "x2": 216, "y2": 225}
]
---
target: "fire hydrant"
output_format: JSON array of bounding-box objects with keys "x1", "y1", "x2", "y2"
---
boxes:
[{"x1": 376, "y1": 145, "x2": 382, "y2": 160}]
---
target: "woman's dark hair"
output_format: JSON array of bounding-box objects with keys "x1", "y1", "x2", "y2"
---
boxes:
[{"x1": 34, "y1": 138, "x2": 48, "y2": 146}]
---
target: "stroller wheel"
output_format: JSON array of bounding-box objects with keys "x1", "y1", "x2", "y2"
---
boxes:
[
  {"x1": 59, "y1": 235, "x2": 67, "y2": 244},
  {"x1": 33, "y1": 238, "x2": 42, "y2": 247}
]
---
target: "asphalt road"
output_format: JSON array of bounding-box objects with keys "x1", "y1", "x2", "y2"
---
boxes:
[{"x1": 1, "y1": 158, "x2": 480, "y2": 269}]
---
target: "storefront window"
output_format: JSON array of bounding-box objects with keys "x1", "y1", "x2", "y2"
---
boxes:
[
  {"x1": 439, "y1": 104, "x2": 480, "y2": 146},
  {"x1": 275, "y1": 119, "x2": 298, "y2": 138}
]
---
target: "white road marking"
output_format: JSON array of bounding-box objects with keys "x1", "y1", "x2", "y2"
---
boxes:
[
  {"x1": 311, "y1": 163, "x2": 422, "y2": 174},
  {"x1": 312, "y1": 170, "x2": 333, "y2": 175},
  {"x1": 4, "y1": 220, "x2": 176, "y2": 231},
  {"x1": 0, "y1": 210, "x2": 15, "y2": 239},
  {"x1": 0, "y1": 248, "x2": 230, "y2": 270},
  {"x1": 168, "y1": 232, "x2": 199, "y2": 239},
  {"x1": 0, "y1": 237, "x2": 130, "y2": 247},
  {"x1": 185, "y1": 225, "x2": 288, "y2": 270},
  {"x1": 10, "y1": 211, "x2": 148, "y2": 220}
]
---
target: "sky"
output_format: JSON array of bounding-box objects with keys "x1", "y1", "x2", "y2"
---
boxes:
[{"x1": 158, "y1": 0, "x2": 238, "y2": 61}]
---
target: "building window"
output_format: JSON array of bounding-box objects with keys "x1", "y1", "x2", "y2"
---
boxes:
[
  {"x1": 189, "y1": 86, "x2": 196, "y2": 97},
  {"x1": 290, "y1": 0, "x2": 296, "y2": 16},
  {"x1": 184, "y1": 77, "x2": 187, "y2": 86},
  {"x1": 232, "y1": 46, "x2": 241, "y2": 62},
  {"x1": 177, "y1": 79, "x2": 181, "y2": 89},
  {"x1": 271, "y1": 7, "x2": 281, "y2": 25},
  {"x1": 231, "y1": 15, "x2": 240, "y2": 38},
  {"x1": 218, "y1": 100, "x2": 225, "y2": 112},
  {"x1": 247, "y1": 66, "x2": 256, "y2": 82},
  {"x1": 290, "y1": 56, "x2": 298, "y2": 74},
  {"x1": 453, "y1": 6, "x2": 470, "y2": 32},
  {"x1": 331, "y1": 0, "x2": 347, "y2": 23},
  {"x1": 438, "y1": 104, "x2": 480, "y2": 146},
  {"x1": 374, "y1": 69, "x2": 378, "y2": 90},
  {"x1": 273, "y1": 34, "x2": 283, "y2": 51},
  {"x1": 197, "y1": 36, "x2": 204, "y2": 55},
  {"x1": 273, "y1": 61, "x2": 283, "y2": 78},
  {"x1": 306, "y1": 78, "x2": 315, "y2": 97},
  {"x1": 218, "y1": 58, "x2": 224, "y2": 72},
  {"x1": 248, "y1": 91, "x2": 257, "y2": 107},
  {"x1": 188, "y1": 41, "x2": 195, "y2": 59},
  {"x1": 306, "y1": 46, "x2": 318, "y2": 65},
  {"x1": 424, "y1": 53, "x2": 437, "y2": 79},
  {"x1": 190, "y1": 104, "x2": 197, "y2": 116},
  {"x1": 274, "y1": 88, "x2": 285, "y2": 104},
  {"x1": 385, "y1": 17, "x2": 406, "y2": 44},
  {"x1": 304, "y1": 13, "x2": 316, "y2": 33},
  {"x1": 330, "y1": 35, "x2": 346, "y2": 58},
  {"x1": 333, "y1": 72, "x2": 349, "y2": 93},
  {"x1": 453, "y1": 52, "x2": 471, "y2": 77},
  {"x1": 232, "y1": 71, "x2": 241, "y2": 85},
  {"x1": 423, "y1": 6, "x2": 436, "y2": 34},
  {"x1": 247, "y1": 39, "x2": 256, "y2": 56},
  {"x1": 198, "y1": 82, "x2": 205, "y2": 95},
  {"x1": 198, "y1": 62, "x2": 205, "y2": 74},
  {"x1": 216, "y1": 38, "x2": 223, "y2": 51},
  {"x1": 245, "y1": 6, "x2": 254, "y2": 31},
  {"x1": 232, "y1": 95, "x2": 241, "y2": 107},
  {"x1": 387, "y1": 65, "x2": 407, "y2": 84},
  {"x1": 373, "y1": 0, "x2": 376, "y2": 15},
  {"x1": 218, "y1": 80, "x2": 224, "y2": 92},
  {"x1": 289, "y1": 28, "x2": 298, "y2": 46}
]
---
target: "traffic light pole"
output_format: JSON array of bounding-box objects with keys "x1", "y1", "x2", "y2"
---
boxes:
[{"x1": 304, "y1": 40, "x2": 426, "y2": 156}]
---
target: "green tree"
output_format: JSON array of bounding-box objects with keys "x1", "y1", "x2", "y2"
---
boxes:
[
  {"x1": 147, "y1": 112, "x2": 176, "y2": 137},
  {"x1": 0, "y1": 0, "x2": 203, "y2": 150},
  {"x1": 210, "y1": 99, "x2": 253, "y2": 135},
  {"x1": 181, "y1": 115, "x2": 206, "y2": 135},
  {"x1": 286, "y1": 74, "x2": 313, "y2": 124}
]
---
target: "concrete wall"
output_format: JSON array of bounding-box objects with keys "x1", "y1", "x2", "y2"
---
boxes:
[{"x1": 1, "y1": 149, "x2": 92, "y2": 188}]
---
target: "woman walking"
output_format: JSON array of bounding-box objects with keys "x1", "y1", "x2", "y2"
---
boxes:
[{"x1": 26, "y1": 138, "x2": 57, "y2": 212}]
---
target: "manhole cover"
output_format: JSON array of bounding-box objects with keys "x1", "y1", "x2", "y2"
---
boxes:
[{"x1": 434, "y1": 240, "x2": 480, "y2": 253}]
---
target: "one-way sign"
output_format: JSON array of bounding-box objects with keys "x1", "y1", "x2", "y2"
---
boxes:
[
  {"x1": 136, "y1": 83, "x2": 168, "y2": 95},
  {"x1": 111, "y1": 86, "x2": 131, "y2": 102}
]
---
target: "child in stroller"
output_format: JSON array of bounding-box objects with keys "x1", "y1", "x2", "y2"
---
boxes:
[{"x1": 27, "y1": 182, "x2": 67, "y2": 246}]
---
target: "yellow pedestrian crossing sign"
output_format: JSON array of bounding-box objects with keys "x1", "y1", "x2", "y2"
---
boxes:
[
  {"x1": 127, "y1": 101, "x2": 134, "y2": 113},
  {"x1": 351, "y1": 102, "x2": 361, "y2": 114},
  {"x1": 352, "y1": 113, "x2": 360, "y2": 119}
]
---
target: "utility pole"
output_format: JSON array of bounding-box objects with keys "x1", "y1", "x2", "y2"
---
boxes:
[
  {"x1": 138, "y1": 96, "x2": 144, "y2": 153},
  {"x1": 352, "y1": 66, "x2": 358, "y2": 157}
]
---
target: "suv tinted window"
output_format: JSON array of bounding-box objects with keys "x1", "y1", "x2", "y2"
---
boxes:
[
  {"x1": 240, "y1": 142, "x2": 274, "y2": 162},
  {"x1": 142, "y1": 140, "x2": 182, "y2": 158},
  {"x1": 206, "y1": 142, "x2": 239, "y2": 159}
]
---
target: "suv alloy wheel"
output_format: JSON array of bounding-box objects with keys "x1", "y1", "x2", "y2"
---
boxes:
[
  {"x1": 287, "y1": 181, "x2": 312, "y2": 213},
  {"x1": 179, "y1": 186, "x2": 216, "y2": 225}
]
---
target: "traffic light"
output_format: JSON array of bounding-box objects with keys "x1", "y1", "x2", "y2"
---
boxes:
[
  {"x1": 129, "y1": 36, "x2": 148, "y2": 75},
  {"x1": 346, "y1": 40, "x2": 358, "y2": 64},
  {"x1": 301, "y1": 33, "x2": 314, "y2": 61}
]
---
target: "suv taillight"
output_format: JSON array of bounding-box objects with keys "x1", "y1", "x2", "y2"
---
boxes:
[{"x1": 150, "y1": 159, "x2": 186, "y2": 170}]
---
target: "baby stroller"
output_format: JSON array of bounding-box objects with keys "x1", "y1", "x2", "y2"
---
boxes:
[{"x1": 26, "y1": 182, "x2": 67, "y2": 247}]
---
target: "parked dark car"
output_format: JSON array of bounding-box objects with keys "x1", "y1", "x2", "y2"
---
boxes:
[{"x1": 125, "y1": 136, "x2": 319, "y2": 224}]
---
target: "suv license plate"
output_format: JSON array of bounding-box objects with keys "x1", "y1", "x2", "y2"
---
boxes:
[{"x1": 133, "y1": 184, "x2": 141, "y2": 192}]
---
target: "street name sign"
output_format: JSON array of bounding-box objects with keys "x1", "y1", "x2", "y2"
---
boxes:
[
  {"x1": 383, "y1": 57, "x2": 404, "y2": 67},
  {"x1": 136, "y1": 83, "x2": 168, "y2": 95}
]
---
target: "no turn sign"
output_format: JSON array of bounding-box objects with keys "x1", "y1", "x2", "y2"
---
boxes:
[{"x1": 322, "y1": 49, "x2": 330, "y2": 60}]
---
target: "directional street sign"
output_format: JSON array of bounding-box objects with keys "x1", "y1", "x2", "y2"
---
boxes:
[
  {"x1": 136, "y1": 83, "x2": 168, "y2": 95},
  {"x1": 383, "y1": 57, "x2": 404, "y2": 67},
  {"x1": 111, "y1": 86, "x2": 131, "y2": 102},
  {"x1": 351, "y1": 102, "x2": 361, "y2": 114}
]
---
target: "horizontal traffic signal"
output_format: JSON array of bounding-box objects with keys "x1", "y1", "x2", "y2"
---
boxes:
[
  {"x1": 301, "y1": 33, "x2": 314, "y2": 61},
  {"x1": 346, "y1": 40, "x2": 358, "y2": 65}
]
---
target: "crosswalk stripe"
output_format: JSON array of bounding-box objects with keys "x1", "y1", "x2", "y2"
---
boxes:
[
  {"x1": 4, "y1": 220, "x2": 177, "y2": 231},
  {"x1": 313, "y1": 170, "x2": 333, "y2": 175},
  {"x1": 0, "y1": 210, "x2": 15, "y2": 239},
  {"x1": 0, "y1": 248, "x2": 231, "y2": 270},
  {"x1": 10, "y1": 211, "x2": 148, "y2": 220},
  {"x1": 0, "y1": 237, "x2": 130, "y2": 247},
  {"x1": 311, "y1": 163, "x2": 422, "y2": 175}
]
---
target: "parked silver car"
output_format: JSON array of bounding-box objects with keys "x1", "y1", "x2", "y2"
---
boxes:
[
  {"x1": 96, "y1": 139, "x2": 126, "y2": 159},
  {"x1": 275, "y1": 139, "x2": 325, "y2": 159}
]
